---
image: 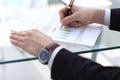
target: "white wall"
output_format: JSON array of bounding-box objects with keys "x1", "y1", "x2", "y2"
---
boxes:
[
  {"x1": 0, "y1": 0, "x2": 49, "y2": 20},
  {"x1": 30, "y1": 0, "x2": 48, "y2": 8}
]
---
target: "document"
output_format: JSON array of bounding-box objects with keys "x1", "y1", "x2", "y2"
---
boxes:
[{"x1": 48, "y1": 20, "x2": 102, "y2": 47}]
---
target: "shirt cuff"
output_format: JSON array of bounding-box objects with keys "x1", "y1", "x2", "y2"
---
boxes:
[
  {"x1": 48, "y1": 46, "x2": 63, "y2": 69},
  {"x1": 104, "y1": 9, "x2": 111, "y2": 27}
]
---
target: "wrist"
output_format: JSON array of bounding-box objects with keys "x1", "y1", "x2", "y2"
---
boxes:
[
  {"x1": 45, "y1": 43, "x2": 60, "y2": 55},
  {"x1": 38, "y1": 43, "x2": 60, "y2": 64},
  {"x1": 93, "y1": 8, "x2": 105, "y2": 24}
]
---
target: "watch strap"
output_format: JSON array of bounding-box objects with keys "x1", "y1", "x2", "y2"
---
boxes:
[{"x1": 45, "y1": 43, "x2": 60, "y2": 54}]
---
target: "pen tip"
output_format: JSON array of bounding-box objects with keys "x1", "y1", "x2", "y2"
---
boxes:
[{"x1": 60, "y1": 25, "x2": 63, "y2": 30}]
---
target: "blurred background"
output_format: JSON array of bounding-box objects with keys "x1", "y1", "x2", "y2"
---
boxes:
[
  {"x1": 0, "y1": 0, "x2": 117, "y2": 21},
  {"x1": 0, "y1": 0, "x2": 119, "y2": 21},
  {"x1": 0, "y1": 0, "x2": 120, "y2": 80}
]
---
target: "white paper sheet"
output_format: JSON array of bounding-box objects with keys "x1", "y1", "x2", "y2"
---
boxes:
[{"x1": 48, "y1": 20, "x2": 102, "y2": 47}]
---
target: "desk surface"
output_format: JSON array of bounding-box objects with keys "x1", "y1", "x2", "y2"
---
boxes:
[{"x1": 0, "y1": 4, "x2": 120, "y2": 64}]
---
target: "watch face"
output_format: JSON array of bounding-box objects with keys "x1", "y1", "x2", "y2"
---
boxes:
[{"x1": 38, "y1": 49, "x2": 50, "y2": 64}]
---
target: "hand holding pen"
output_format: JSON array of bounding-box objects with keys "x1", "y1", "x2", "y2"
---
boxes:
[
  {"x1": 60, "y1": 0, "x2": 74, "y2": 30},
  {"x1": 59, "y1": 1, "x2": 102, "y2": 28}
]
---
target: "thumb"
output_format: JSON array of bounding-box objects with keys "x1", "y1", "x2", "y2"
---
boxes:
[{"x1": 62, "y1": 14, "x2": 77, "y2": 25}]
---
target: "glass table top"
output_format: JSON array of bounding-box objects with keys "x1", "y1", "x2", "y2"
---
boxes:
[{"x1": 0, "y1": 4, "x2": 120, "y2": 65}]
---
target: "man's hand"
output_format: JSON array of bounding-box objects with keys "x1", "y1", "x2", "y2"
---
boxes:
[
  {"x1": 10, "y1": 29, "x2": 54, "y2": 56},
  {"x1": 59, "y1": 5, "x2": 105, "y2": 27}
]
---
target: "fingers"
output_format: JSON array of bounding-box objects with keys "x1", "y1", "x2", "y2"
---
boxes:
[
  {"x1": 11, "y1": 39, "x2": 24, "y2": 48},
  {"x1": 69, "y1": 21, "x2": 82, "y2": 27},
  {"x1": 10, "y1": 29, "x2": 42, "y2": 44},
  {"x1": 10, "y1": 34, "x2": 23, "y2": 42},
  {"x1": 62, "y1": 14, "x2": 78, "y2": 27},
  {"x1": 59, "y1": 6, "x2": 93, "y2": 28},
  {"x1": 67, "y1": 21, "x2": 90, "y2": 27},
  {"x1": 59, "y1": 7, "x2": 68, "y2": 22},
  {"x1": 12, "y1": 31, "x2": 27, "y2": 36},
  {"x1": 59, "y1": 6, "x2": 79, "y2": 27},
  {"x1": 10, "y1": 31, "x2": 29, "y2": 42},
  {"x1": 10, "y1": 31, "x2": 31, "y2": 49}
]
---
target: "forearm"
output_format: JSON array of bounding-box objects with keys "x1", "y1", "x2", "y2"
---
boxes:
[
  {"x1": 51, "y1": 48, "x2": 120, "y2": 80},
  {"x1": 109, "y1": 8, "x2": 120, "y2": 31},
  {"x1": 94, "y1": 8, "x2": 120, "y2": 32}
]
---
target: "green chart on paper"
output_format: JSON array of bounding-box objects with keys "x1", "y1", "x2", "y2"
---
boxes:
[
  {"x1": 54, "y1": 30, "x2": 71, "y2": 39},
  {"x1": 51, "y1": 26, "x2": 82, "y2": 42}
]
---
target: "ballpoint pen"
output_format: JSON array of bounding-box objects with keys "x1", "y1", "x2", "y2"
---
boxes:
[{"x1": 60, "y1": 0, "x2": 74, "y2": 30}]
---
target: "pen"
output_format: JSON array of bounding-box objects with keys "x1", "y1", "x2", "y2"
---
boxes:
[{"x1": 60, "y1": 0, "x2": 74, "y2": 30}]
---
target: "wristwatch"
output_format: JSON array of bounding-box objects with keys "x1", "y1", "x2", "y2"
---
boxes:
[{"x1": 38, "y1": 43, "x2": 59, "y2": 65}]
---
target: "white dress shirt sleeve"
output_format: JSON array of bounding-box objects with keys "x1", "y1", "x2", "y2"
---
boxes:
[
  {"x1": 104, "y1": 9, "x2": 111, "y2": 27},
  {"x1": 48, "y1": 46, "x2": 63, "y2": 69}
]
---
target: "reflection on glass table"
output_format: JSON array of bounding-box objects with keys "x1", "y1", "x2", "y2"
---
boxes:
[{"x1": 0, "y1": 4, "x2": 120, "y2": 65}]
